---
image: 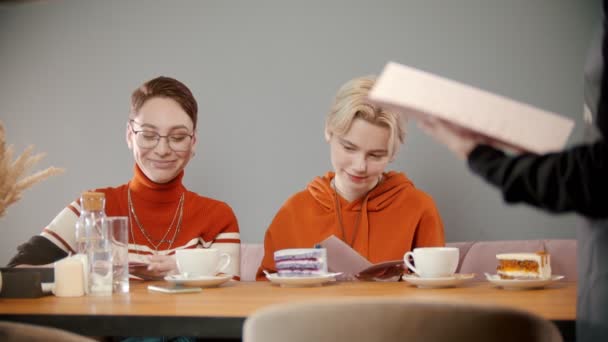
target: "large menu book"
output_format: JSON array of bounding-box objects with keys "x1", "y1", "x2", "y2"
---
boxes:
[
  {"x1": 317, "y1": 235, "x2": 404, "y2": 280},
  {"x1": 368, "y1": 61, "x2": 575, "y2": 154}
]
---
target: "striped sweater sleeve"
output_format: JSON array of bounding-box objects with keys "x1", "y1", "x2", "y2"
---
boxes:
[
  {"x1": 40, "y1": 199, "x2": 81, "y2": 253},
  {"x1": 201, "y1": 201, "x2": 241, "y2": 278},
  {"x1": 7, "y1": 199, "x2": 81, "y2": 266}
]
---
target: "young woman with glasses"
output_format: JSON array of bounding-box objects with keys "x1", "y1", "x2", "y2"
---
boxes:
[{"x1": 8, "y1": 76, "x2": 241, "y2": 280}]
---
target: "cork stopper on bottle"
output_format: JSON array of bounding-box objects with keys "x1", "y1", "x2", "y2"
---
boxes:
[{"x1": 81, "y1": 191, "x2": 105, "y2": 211}]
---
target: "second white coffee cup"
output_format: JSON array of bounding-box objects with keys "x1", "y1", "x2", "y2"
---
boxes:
[
  {"x1": 403, "y1": 247, "x2": 459, "y2": 278},
  {"x1": 175, "y1": 248, "x2": 231, "y2": 277}
]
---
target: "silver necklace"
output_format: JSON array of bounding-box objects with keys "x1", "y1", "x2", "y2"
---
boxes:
[{"x1": 127, "y1": 187, "x2": 184, "y2": 252}]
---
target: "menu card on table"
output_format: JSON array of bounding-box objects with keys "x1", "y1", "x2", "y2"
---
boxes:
[
  {"x1": 368, "y1": 61, "x2": 575, "y2": 154},
  {"x1": 317, "y1": 235, "x2": 404, "y2": 280}
]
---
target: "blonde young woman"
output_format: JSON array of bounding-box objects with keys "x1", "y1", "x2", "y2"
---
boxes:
[
  {"x1": 9, "y1": 76, "x2": 240, "y2": 279},
  {"x1": 256, "y1": 76, "x2": 445, "y2": 280}
]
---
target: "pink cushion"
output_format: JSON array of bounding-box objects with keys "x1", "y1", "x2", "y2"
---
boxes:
[
  {"x1": 446, "y1": 241, "x2": 474, "y2": 271},
  {"x1": 453, "y1": 239, "x2": 576, "y2": 281},
  {"x1": 240, "y1": 243, "x2": 264, "y2": 281},
  {"x1": 240, "y1": 240, "x2": 577, "y2": 282},
  {"x1": 544, "y1": 239, "x2": 577, "y2": 281}
]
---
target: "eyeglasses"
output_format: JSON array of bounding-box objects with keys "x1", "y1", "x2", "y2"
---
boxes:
[{"x1": 129, "y1": 120, "x2": 194, "y2": 152}]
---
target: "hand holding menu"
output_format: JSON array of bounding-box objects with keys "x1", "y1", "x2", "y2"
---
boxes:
[{"x1": 368, "y1": 62, "x2": 575, "y2": 154}]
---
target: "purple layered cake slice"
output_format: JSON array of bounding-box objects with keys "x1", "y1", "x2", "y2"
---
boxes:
[{"x1": 274, "y1": 248, "x2": 328, "y2": 277}]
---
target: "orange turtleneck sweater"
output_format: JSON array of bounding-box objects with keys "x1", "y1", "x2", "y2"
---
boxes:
[
  {"x1": 256, "y1": 171, "x2": 444, "y2": 280},
  {"x1": 37, "y1": 165, "x2": 241, "y2": 276}
]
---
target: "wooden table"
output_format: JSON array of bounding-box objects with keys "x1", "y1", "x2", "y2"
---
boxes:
[{"x1": 0, "y1": 281, "x2": 576, "y2": 339}]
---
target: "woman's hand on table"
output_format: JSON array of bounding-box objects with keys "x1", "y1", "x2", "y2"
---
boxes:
[
  {"x1": 129, "y1": 255, "x2": 177, "y2": 280},
  {"x1": 355, "y1": 260, "x2": 405, "y2": 281},
  {"x1": 147, "y1": 254, "x2": 178, "y2": 273}
]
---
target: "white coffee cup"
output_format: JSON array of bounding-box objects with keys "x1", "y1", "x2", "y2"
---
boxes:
[
  {"x1": 403, "y1": 247, "x2": 459, "y2": 278},
  {"x1": 175, "y1": 248, "x2": 231, "y2": 277}
]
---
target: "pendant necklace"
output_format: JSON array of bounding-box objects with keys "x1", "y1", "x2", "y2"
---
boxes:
[{"x1": 127, "y1": 186, "x2": 184, "y2": 253}]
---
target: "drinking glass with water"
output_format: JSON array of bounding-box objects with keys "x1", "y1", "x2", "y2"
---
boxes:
[{"x1": 103, "y1": 216, "x2": 130, "y2": 294}]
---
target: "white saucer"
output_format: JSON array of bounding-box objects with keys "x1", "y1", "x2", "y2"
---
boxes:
[
  {"x1": 485, "y1": 273, "x2": 565, "y2": 290},
  {"x1": 402, "y1": 273, "x2": 475, "y2": 289},
  {"x1": 164, "y1": 274, "x2": 232, "y2": 287},
  {"x1": 266, "y1": 272, "x2": 342, "y2": 287}
]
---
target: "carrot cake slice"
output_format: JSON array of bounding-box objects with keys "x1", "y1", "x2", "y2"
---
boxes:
[{"x1": 496, "y1": 252, "x2": 551, "y2": 280}]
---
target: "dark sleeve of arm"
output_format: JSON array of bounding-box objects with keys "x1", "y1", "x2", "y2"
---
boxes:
[
  {"x1": 467, "y1": 141, "x2": 608, "y2": 218},
  {"x1": 467, "y1": 10, "x2": 608, "y2": 218},
  {"x1": 6, "y1": 236, "x2": 68, "y2": 267},
  {"x1": 596, "y1": 4, "x2": 608, "y2": 139}
]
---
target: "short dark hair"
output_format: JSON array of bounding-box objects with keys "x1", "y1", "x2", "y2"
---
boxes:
[{"x1": 130, "y1": 76, "x2": 198, "y2": 129}]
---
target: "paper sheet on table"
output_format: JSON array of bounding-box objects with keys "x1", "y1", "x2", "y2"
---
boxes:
[
  {"x1": 368, "y1": 62, "x2": 575, "y2": 154},
  {"x1": 317, "y1": 235, "x2": 403, "y2": 279}
]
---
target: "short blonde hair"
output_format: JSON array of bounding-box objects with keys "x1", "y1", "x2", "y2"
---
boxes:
[{"x1": 325, "y1": 76, "x2": 406, "y2": 158}]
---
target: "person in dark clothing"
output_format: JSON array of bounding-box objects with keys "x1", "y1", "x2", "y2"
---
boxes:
[{"x1": 417, "y1": 3, "x2": 608, "y2": 342}]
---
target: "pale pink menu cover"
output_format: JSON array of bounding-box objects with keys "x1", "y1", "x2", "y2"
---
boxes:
[
  {"x1": 368, "y1": 62, "x2": 575, "y2": 154},
  {"x1": 319, "y1": 235, "x2": 371, "y2": 275},
  {"x1": 318, "y1": 235, "x2": 404, "y2": 280}
]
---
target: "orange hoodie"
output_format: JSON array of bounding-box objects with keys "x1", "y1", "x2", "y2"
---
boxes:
[{"x1": 256, "y1": 171, "x2": 445, "y2": 280}]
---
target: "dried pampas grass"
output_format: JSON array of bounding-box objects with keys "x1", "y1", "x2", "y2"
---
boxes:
[{"x1": 0, "y1": 120, "x2": 64, "y2": 218}]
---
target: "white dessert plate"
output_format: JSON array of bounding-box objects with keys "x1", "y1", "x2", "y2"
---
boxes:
[
  {"x1": 164, "y1": 273, "x2": 232, "y2": 287},
  {"x1": 265, "y1": 272, "x2": 342, "y2": 287},
  {"x1": 485, "y1": 273, "x2": 565, "y2": 290},
  {"x1": 402, "y1": 273, "x2": 475, "y2": 289}
]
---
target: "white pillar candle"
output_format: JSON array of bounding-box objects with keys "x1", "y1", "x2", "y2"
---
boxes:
[{"x1": 53, "y1": 256, "x2": 86, "y2": 297}]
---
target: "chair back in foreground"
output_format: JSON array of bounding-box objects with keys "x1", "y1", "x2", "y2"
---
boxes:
[
  {"x1": 0, "y1": 321, "x2": 95, "y2": 342},
  {"x1": 243, "y1": 298, "x2": 563, "y2": 342}
]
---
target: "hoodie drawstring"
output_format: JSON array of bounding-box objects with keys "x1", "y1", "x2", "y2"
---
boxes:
[{"x1": 334, "y1": 190, "x2": 370, "y2": 248}]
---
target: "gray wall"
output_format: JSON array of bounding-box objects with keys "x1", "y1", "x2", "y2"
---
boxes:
[{"x1": 0, "y1": 0, "x2": 601, "y2": 266}]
